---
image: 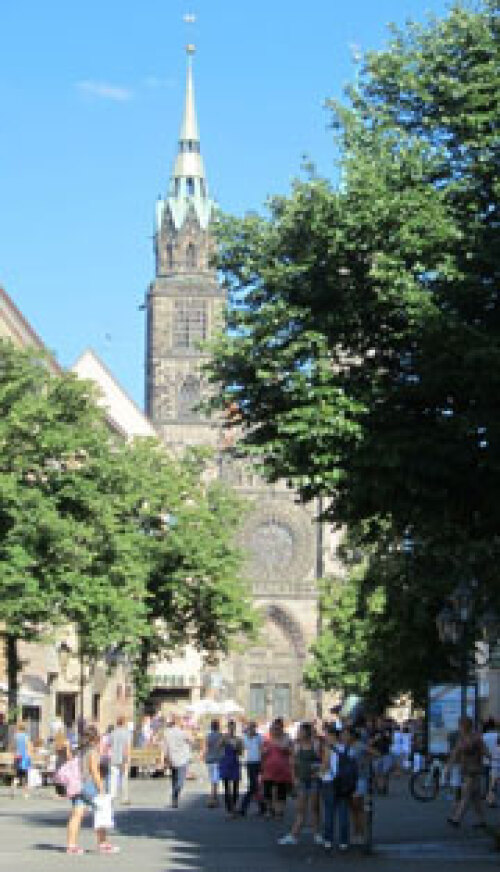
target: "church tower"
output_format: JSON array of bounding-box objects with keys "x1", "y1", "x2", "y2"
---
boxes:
[
  {"x1": 145, "y1": 46, "x2": 224, "y2": 449},
  {"x1": 145, "y1": 45, "x2": 330, "y2": 721}
]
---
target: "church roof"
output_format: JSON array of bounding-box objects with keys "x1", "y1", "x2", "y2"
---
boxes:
[
  {"x1": 71, "y1": 348, "x2": 159, "y2": 441},
  {"x1": 0, "y1": 286, "x2": 61, "y2": 374}
]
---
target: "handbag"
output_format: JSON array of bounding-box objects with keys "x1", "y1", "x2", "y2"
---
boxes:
[
  {"x1": 55, "y1": 756, "x2": 82, "y2": 798},
  {"x1": 27, "y1": 767, "x2": 43, "y2": 789},
  {"x1": 93, "y1": 794, "x2": 114, "y2": 830}
]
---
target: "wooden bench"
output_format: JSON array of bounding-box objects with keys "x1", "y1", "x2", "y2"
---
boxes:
[{"x1": 129, "y1": 747, "x2": 165, "y2": 778}]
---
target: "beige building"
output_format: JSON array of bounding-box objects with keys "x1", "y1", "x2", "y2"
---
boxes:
[{"x1": 0, "y1": 288, "x2": 134, "y2": 739}]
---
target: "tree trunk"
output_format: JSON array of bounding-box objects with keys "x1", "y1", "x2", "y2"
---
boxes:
[
  {"x1": 133, "y1": 639, "x2": 151, "y2": 723},
  {"x1": 6, "y1": 634, "x2": 20, "y2": 741}
]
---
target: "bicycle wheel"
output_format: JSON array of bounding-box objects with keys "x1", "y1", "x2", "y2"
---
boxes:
[{"x1": 410, "y1": 768, "x2": 439, "y2": 802}]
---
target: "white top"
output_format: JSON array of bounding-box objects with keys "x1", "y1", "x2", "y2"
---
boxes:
[
  {"x1": 322, "y1": 744, "x2": 345, "y2": 782},
  {"x1": 243, "y1": 734, "x2": 262, "y2": 763},
  {"x1": 164, "y1": 726, "x2": 191, "y2": 768}
]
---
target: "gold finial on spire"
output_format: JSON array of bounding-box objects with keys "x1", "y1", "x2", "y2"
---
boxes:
[{"x1": 186, "y1": 44, "x2": 196, "y2": 55}]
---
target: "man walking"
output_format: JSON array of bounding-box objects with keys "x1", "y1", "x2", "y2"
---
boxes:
[
  {"x1": 163, "y1": 715, "x2": 191, "y2": 808},
  {"x1": 240, "y1": 721, "x2": 264, "y2": 816},
  {"x1": 109, "y1": 716, "x2": 131, "y2": 805}
]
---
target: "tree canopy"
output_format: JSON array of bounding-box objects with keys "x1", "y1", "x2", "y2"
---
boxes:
[
  {"x1": 0, "y1": 341, "x2": 255, "y2": 712},
  {"x1": 207, "y1": 1, "x2": 500, "y2": 700}
]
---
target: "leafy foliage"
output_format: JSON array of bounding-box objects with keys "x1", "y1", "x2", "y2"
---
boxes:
[
  {"x1": 0, "y1": 342, "x2": 256, "y2": 709},
  {"x1": 206, "y1": 2, "x2": 500, "y2": 700}
]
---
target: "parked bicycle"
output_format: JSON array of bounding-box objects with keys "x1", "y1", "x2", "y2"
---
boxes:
[{"x1": 410, "y1": 755, "x2": 456, "y2": 802}]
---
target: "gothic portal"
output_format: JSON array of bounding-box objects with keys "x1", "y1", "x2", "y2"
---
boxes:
[{"x1": 145, "y1": 48, "x2": 328, "y2": 720}]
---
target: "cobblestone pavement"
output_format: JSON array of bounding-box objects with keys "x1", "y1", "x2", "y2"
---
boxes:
[{"x1": 0, "y1": 773, "x2": 499, "y2": 872}]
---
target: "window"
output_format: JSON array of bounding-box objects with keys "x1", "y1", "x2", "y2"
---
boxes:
[
  {"x1": 92, "y1": 693, "x2": 101, "y2": 721},
  {"x1": 186, "y1": 243, "x2": 197, "y2": 269},
  {"x1": 178, "y1": 375, "x2": 201, "y2": 420},
  {"x1": 173, "y1": 299, "x2": 208, "y2": 350},
  {"x1": 186, "y1": 177, "x2": 195, "y2": 196},
  {"x1": 249, "y1": 684, "x2": 266, "y2": 718}
]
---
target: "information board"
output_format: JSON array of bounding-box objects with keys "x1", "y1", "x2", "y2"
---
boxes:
[{"x1": 428, "y1": 684, "x2": 477, "y2": 754}]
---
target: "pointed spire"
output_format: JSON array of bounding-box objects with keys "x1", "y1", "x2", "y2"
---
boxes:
[
  {"x1": 179, "y1": 45, "x2": 199, "y2": 143},
  {"x1": 157, "y1": 44, "x2": 214, "y2": 232}
]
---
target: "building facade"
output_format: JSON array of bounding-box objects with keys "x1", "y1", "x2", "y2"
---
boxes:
[{"x1": 144, "y1": 49, "x2": 340, "y2": 721}]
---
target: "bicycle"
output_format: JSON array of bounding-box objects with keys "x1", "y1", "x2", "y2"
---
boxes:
[{"x1": 410, "y1": 755, "x2": 457, "y2": 802}]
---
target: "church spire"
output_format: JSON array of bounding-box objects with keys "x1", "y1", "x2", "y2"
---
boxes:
[
  {"x1": 156, "y1": 44, "x2": 214, "y2": 235},
  {"x1": 179, "y1": 45, "x2": 199, "y2": 143}
]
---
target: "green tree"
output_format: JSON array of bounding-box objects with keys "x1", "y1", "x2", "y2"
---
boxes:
[
  {"x1": 209, "y1": 0, "x2": 500, "y2": 547},
  {"x1": 207, "y1": 2, "x2": 500, "y2": 699},
  {"x1": 120, "y1": 440, "x2": 257, "y2": 706},
  {"x1": 0, "y1": 341, "x2": 148, "y2": 717},
  {"x1": 0, "y1": 342, "x2": 256, "y2": 719}
]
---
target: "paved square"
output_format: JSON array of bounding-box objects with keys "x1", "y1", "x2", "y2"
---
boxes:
[{"x1": 0, "y1": 775, "x2": 498, "y2": 871}]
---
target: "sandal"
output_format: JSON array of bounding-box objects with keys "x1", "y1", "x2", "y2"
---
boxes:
[
  {"x1": 66, "y1": 846, "x2": 84, "y2": 855},
  {"x1": 99, "y1": 843, "x2": 120, "y2": 854}
]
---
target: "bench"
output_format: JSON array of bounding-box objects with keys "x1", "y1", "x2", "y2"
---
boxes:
[{"x1": 129, "y1": 747, "x2": 165, "y2": 778}]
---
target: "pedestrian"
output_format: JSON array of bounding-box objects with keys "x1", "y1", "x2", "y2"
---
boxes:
[
  {"x1": 163, "y1": 714, "x2": 191, "y2": 808},
  {"x1": 486, "y1": 730, "x2": 500, "y2": 807},
  {"x1": 239, "y1": 720, "x2": 264, "y2": 816},
  {"x1": 482, "y1": 718, "x2": 498, "y2": 801},
  {"x1": 370, "y1": 718, "x2": 393, "y2": 795},
  {"x1": 54, "y1": 728, "x2": 71, "y2": 797},
  {"x1": 66, "y1": 724, "x2": 119, "y2": 855},
  {"x1": 13, "y1": 722, "x2": 32, "y2": 798},
  {"x1": 0, "y1": 713, "x2": 8, "y2": 751},
  {"x1": 278, "y1": 722, "x2": 323, "y2": 845},
  {"x1": 446, "y1": 716, "x2": 488, "y2": 828},
  {"x1": 350, "y1": 726, "x2": 372, "y2": 845},
  {"x1": 219, "y1": 719, "x2": 243, "y2": 818},
  {"x1": 261, "y1": 717, "x2": 293, "y2": 819},
  {"x1": 109, "y1": 716, "x2": 131, "y2": 805},
  {"x1": 321, "y1": 726, "x2": 358, "y2": 852},
  {"x1": 204, "y1": 719, "x2": 223, "y2": 808}
]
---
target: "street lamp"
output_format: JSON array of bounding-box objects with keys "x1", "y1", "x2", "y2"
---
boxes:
[{"x1": 437, "y1": 580, "x2": 499, "y2": 721}]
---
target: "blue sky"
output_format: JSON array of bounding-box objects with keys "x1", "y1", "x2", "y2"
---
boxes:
[{"x1": 0, "y1": 0, "x2": 450, "y2": 406}]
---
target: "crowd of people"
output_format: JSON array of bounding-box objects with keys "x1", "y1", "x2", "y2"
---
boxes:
[
  {"x1": 5, "y1": 707, "x2": 500, "y2": 856},
  {"x1": 162, "y1": 711, "x2": 419, "y2": 851}
]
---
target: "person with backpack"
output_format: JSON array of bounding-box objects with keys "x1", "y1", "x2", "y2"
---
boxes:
[
  {"x1": 64, "y1": 725, "x2": 119, "y2": 855},
  {"x1": 321, "y1": 725, "x2": 358, "y2": 852},
  {"x1": 278, "y1": 722, "x2": 323, "y2": 845}
]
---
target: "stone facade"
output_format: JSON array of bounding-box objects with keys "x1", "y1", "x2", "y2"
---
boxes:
[{"x1": 144, "y1": 52, "x2": 339, "y2": 721}]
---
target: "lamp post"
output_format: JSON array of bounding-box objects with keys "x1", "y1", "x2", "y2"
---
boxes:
[
  {"x1": 436, "y1": 582, "x2": 475, "y2": 721},
  {"x1": 436, "y1": 580, "x2": 499, "y2": 722}
]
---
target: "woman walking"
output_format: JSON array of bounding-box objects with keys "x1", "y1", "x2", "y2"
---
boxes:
[
  {"x1": 66, "y1": 725, "x2": 119, "y2": 856},
  {"x1": 261, "y1": 718, "x2": 293, "y2": 819},
  {"x1": 13, "y1": 723, "x2": 32, "y2": 798},
  {"x1": 278, "y1": 722, "x2": 322, "y2": 845},
  {"x1": 204, "y1": 719, "x2": 223, "y2": 808},
  {"x1": 219, "y1": 720, "x2": 243, "y2": 817}
]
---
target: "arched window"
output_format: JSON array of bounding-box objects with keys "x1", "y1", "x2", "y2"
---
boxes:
[
  {"x1": 178, "y1": 375, "x2": 201, "y2": 421},
  {"x1": 186, "y1": 243, "x2": 197, "y2": 269},
  {"x1": 166, "y1": 244, "x2": 174, "y2": 270}
]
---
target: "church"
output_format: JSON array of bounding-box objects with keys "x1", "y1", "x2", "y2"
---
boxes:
[{"x1": 144, "y1": 46, "x2": 340, "y2": 721}]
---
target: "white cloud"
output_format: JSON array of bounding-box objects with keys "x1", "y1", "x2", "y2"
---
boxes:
[
  {"x1": 143, "y1": 75, "x2": 176, "y2": 89},
  {"x1": 76, "y1": 80, "x2": 134, "y2": 102}
]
